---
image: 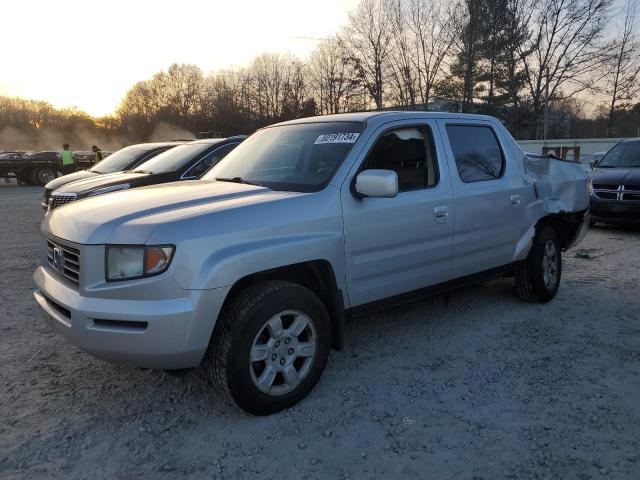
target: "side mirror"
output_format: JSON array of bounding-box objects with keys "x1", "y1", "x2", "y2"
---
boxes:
[
  {"x1": 355, "y1": 169, "x2": 398, "y2": 198},
  {"x1": 590, "y1": 160, "x2": 597, "y2": 169}
]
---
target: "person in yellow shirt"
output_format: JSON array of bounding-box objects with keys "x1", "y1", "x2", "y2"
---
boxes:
[{"x1": 60, "y1": 144, "x2": 75, "y2": 174}]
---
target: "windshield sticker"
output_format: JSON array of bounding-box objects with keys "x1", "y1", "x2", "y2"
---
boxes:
[{"x1": 314, "y1": 132, "x2": 360, "y2": 145}]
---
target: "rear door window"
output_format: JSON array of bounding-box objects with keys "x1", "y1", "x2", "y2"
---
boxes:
[{"x1": 446, "y1": 125, "x2": 504, "y2": 183}]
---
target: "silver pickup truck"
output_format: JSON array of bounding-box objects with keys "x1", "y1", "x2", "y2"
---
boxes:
[{"x1": 33, "y1": 112, "x2": 589, "y2": 414}]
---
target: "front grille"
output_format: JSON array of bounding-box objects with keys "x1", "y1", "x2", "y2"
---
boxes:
[
  {"x1": 596, "y1": 191, "x2": 618, "y2": 200},
  {"x1": 593, "y1": 184, "x2": 618, "y2": 190},
  {"x1": 623, "y1": 185, "x2": 640, "y2": 201},
  {"x1": 49, "y1": 193, "x2": 77, "y2": 210},
  {"x1": 47, "y1": 239, "x2": 80, "y2": 285},
  {"x1": 593, "y1": 184, "x2": 640, "y2": 202}
]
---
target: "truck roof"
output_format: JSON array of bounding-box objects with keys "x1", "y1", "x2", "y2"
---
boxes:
[{"x1": 272, "y1": 111, "x2": 499, "y2": 128}]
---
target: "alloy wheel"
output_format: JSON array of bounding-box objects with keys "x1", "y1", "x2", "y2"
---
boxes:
[
  {"x1": 542, "y1": 240, "x2": 558, "y2": 289},
  {"x1": 249, "y1": 310, "x2": 317, "y2": 396}
]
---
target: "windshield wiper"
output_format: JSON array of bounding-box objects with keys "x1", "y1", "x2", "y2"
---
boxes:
[
  {"x1": 215, "y1": 176, "x2": 263, "y2": 186},
  {"x1": 132, "y1": 169, "x2": 154, "y2": 174}
]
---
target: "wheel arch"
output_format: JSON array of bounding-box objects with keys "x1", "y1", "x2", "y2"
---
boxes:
[
  {"x1": 535, "y1": 210, "x2": 587, "y2": 250},
  {"x1": 215, "y1": 260, "x2": 346, "y2": 351}
]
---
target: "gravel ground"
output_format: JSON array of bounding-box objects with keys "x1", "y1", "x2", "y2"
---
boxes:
[{"x1": 1, "y1": 184, "x2": 639, "y2": 480}]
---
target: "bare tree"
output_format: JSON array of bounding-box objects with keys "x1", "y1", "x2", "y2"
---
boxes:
[
  {"x1": 249, "y1": 52, "x2": 284, "y2": 122},
  {"x1": 518, "y1": 0, "x2": 612, "y2": 138},
  {"x1": 308, "y1": 36, "x2": 359, "y2": 114},
  {"x1": 246, "y1": 53, "x2": 315, "y2": 123},
  {"x1": 409, "y1": 0, "x2": 456, "y2": 107},
  {"x1": 603, "y1": 0, "x2": 640, "y2": 130},
  {"x1": 341, "y1": 0, "x2": 396, "y2": 110},
  {"x1": 387, "y1": 0, "x2": 419, "y2": 108},
  {"x1": 117, "y1": 80, "x2": 162, "y2": 138},
  {"x1": 153, "y1": 64, "x2": 205, "y2": 123}
]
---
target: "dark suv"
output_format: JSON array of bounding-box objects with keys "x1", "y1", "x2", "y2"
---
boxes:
[
  {"x1": 590, "y1": 139, "x2": 640, "y2": 225},
  {"x1": 47, "y1": 136, "x2": 245, "y2": 211},
  {"x1": 42, "y1": 142, "x2": 184, "y2": 209}
]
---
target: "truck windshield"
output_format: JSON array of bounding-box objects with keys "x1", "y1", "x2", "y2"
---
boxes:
[
  {"x1": 597, "y1": 142, "x2": 640, "y2": 168},
  {"x1": 134, "y1": 142, "x2": 218, "y2": 174},
  {"x1": 203, "y1": 122, "x2": 365, "y2": 192},
  {"x1": 90, "y1": 145, "x2": 151, "y2": 173}
]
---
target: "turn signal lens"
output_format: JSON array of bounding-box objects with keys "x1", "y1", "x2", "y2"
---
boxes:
[{"x1": 144, "y1": 247, "x2": 173, "y2": 274}]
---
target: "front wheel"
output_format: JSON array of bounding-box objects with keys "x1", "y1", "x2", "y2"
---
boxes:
[
  {"x1": 516, "y1": 226, "x2": 562, "y2": 303},
  {"x1": 31, "y1": 167, "x2": 57, "y2": 186},
  {"x1": 205, "y1": 280, "x2": 331, "y2": 415}
]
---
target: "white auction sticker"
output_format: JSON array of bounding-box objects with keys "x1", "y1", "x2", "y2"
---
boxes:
[{"x1": 314, "y1": 132, "x2": 360, "y2": 145}]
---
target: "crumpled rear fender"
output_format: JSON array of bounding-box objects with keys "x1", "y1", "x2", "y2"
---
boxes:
[{"x1": 511, "y1": 154, "x2": 590, "y2": 261}]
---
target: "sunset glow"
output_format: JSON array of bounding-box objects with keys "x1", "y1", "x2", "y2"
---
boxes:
[{"x1": 2, "y1": 0, "x2": 358, "y2": 116}]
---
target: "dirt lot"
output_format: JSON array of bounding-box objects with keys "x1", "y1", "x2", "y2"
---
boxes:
[{"x1": 1, "y1": 184, "x2": 639, "y2": 480}]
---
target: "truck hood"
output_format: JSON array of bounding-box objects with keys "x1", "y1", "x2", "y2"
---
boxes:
[
  {"x1": 52, "y1": 171, "x2": 150, "y2": 196},
  {"x1": 43, "y1": 180, "x2": 298, "y2": 244},
  {"x1": 592, "y1": 167, "x2": 640, "y2": 186},
  {"x1": 44, "y1": 170, "x2": 99, "y2": 192}
]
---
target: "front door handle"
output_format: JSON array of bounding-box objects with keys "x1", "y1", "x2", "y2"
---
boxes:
[
  {"x1": 510, "y1": 194, "x2": 521, "y2": 207},
  {"x1": 433, "y1": 205, "x2": 448, "y2": 224}
]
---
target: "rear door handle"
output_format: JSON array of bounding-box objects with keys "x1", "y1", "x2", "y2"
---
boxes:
[
  {"x1": 433, "y1": 205, "x2": 448, "y2": 224},
  {"x1": 510, "y1": 195, "x2": 521, "y2": 207}
]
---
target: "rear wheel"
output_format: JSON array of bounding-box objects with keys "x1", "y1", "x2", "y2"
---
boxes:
[
  {"x1": 31, "y1": 167, "x2": 57, "y2": 186},
  {"x1": 205, "y1": 280, "x2": 331, "y2": 415},
  {"x1": 516, "y1": 226, "x2": 562, "y2": 303}
]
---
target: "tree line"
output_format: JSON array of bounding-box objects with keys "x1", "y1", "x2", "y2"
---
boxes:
[{"x1": 2, "y1": 0, "x2": 640, "y2": 149}]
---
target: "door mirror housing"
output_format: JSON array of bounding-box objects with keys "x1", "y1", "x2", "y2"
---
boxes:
[
  {"x1": 590, "y1": 159, "x2": 598, "y2": 169},
  {"x1": 355, "y1": 169, "x2": 398, "y2": 198}
]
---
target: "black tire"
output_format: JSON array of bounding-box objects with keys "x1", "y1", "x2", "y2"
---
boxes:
[
  {"x1": 31, "y1": 167, "x2": 57, "y2": 186},
  {"x1": 163, "y1": 368, "x2": 194, "y2": 378},
  {"x1": 516, "y1": 226, "x2": 562, "y2": 303},
  {"x1": 205, "y1": 280, "x2": 331, "y2": 415}
]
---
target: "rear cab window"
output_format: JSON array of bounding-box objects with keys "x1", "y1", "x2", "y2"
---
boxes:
[{"x1": 445, "y1": 125, "x2": 505, "y2": 183}]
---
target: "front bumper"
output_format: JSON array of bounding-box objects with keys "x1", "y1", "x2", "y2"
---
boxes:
[
  {"x1": 33, "y1": 265, "x2": 230, "y2": 369},
  {"x1": 590, "y1": 197, "x2": 640, "y2": 224}
]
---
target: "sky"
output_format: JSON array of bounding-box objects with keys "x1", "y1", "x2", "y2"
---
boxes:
[{"x1": 1, "y1": 0, "x2": 359, "y2": 117}]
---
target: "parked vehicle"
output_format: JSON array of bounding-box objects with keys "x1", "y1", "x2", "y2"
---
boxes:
[
  {"x1": 590, "y1": 139, "x2": 640, "y2": 225},
  {"x1": 581, "y1": 151, "x2": 608, "y2": 170},
  {"x1": 42, "y1": 142, "x2": 184, "y2": 209},
  {"x1": 33, "y1": 112, "x2": 589, "y2": 414},
  {"x1": 46, "y1": 137, "x2": 244, "y2": 211},
  {"x1": 0, "y1": 151, "x2": 32, "y2": 177},
  {"x1": 1, "y1": 151, "x2": 72, "y2": 186}
]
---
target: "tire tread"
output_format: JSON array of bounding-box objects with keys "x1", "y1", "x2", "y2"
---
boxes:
[
  {"x1": 207, "y1": 280, "x2": 315, "y2": 409},
  {"x1": 516, "y1": 226, "x2": 561, "y2": 303}
]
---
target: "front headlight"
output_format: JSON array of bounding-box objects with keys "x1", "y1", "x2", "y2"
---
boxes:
[{"x1": 106, "y1": 245, "x2": 174, "y2": 281}]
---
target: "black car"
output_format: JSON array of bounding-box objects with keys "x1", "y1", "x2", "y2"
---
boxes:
[
  {"x1": 42, "y1": 142, "x2": 184, "y2": 209},
  {"x1": 47, "y1": 136, "x2": 245, "y2": 211},
  {"x1": 590, "y1": 139, "x2": 640, "y2": 226}
]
